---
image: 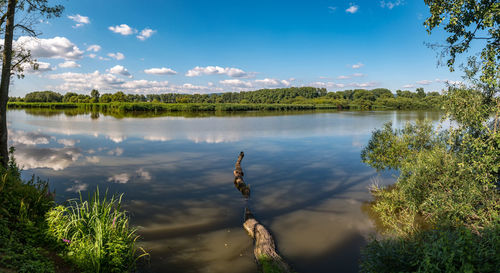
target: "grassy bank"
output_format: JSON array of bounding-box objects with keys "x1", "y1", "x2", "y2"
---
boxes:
[
  {"x1": 0, "y1": 152, "x2": 147, "y2": 273},
  {"x1": 7, "y1": 101, "x2": 439, "y2": 112}
]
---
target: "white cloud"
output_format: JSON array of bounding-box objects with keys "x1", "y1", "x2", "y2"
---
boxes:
[
  {"x1": 136, "y1": 168, "x2": 151, "y2": 180},
  {"x1": 58, "y1": 61, "x2": 80, "y2": 68},
  {"x1": 144, "y1": 67, "x2": 177, "y2": 75},
  {"x1": 15, "y1": 36, "x2": 84, "y2": 60},
  {"x1": 66, "y1": 181, "x2": 88, "y2": 192},
  {"x1": 107, "y1": 147, "x2": 124, "y2": 156},
  {"x1": 68, "y1": 14, "x2": 90, "y2": 28},
  {"x1": 57, "y1": 138, "x2": 79, "y2": 147},
  {"x1": 121, "y1": 79, "x2": 169, "y2": 91},
  {"x1": 220, "y1": 79, "x2": 253, "y2": 88},
  {"x1": 14, "y1": 145, "x2": 81, "y2": 171},
  {"x1": 328, "y1": 6, "x2": 337, "y2": 12},
  {"x1": 137, "y1": 28, "x2": 156, "y2": 41},
  {"x1": 310, "y1": 82, "x2": 346, "y2": 88},
  {"x1": 48, "y1": 71, "x2": 125, "y2": 91},
  {"x1": 88, "y1": 53, "x2": 96, "y2": 58},
  {"x1": 402, "y1": 84, "x2": 414, "y2": 88},
  {"x1": 9, "y1": 130, "x2": 51, "y2": 146},
  {"x1": 351, "y1": 62, "x2": 364, "y2": 69},
  {"x1": 86, "y1": 156, "x2": 100, "y2": 163},
  {"x1": 186, "y1": 66, "x2": 248, "y2": 77},
  {"x1": 416, "y1": 80, "x2": 432, "y2": 85},
  {"x1": 108, "y1": 24, "x2": 136, "y2": 35},
  {"x1": 107, "y1": 52, "x2": 125, "y2": 60},
  {"x1": 108, "y1": 173, "x2": 130, "y2": 184},
  {"x1": 107, "y1": 65, "x2": 131, "y2": 77},
  {"x1": 337, "y1": 75, "x2": 351, "y2": 79},
  {"x1": 22, "y1": 61, "x2": 55, "y2": 73},
  {"x1": 380, "y1": 1, "x2": 403, "y2": 9},
  {"x1": 350, "y1": 82, "x2": 378, "y2": 88},
  {"x1": 346, "y1": 4, "x2": 359, "y2": 14},
  {"x1": 352, "y1": 73, "x2": 364, "y2": 77},
  {"x1": 254, "y1": 78, "x2": 291, "y2": 88},
  {"x1": 86, "y1": 45, "x2": 101, "y2": 52}
]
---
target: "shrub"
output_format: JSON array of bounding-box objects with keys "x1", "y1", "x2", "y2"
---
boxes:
[{"x1": 46, "y1": 188, "x2": 148, "y2": 273}]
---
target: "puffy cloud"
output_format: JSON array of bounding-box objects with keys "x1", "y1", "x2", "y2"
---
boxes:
[
  {"x1": 137, "y1": 28, "x2": 156, "y2": 41},
  {"x1": 57, "y1": 138, "x2": 79, "y2": 147},
  {"x1": 68, "y1": 14, "x2": 90, "y2": 28},
  {"x1": 144, "y1": 67, "x2": 177, "y2": 75},
  {"x1": 337, "y1": 75, "x2": 351, "y2": 79},
  {"x1": 136, "y1": 168, "x2": 151, "y2": 181},
  {"x1": 22, "y1": 61, "x2": 55, "y2": 73},
  {"x1": 108, "y1": 173, "x2": 130, "y2": 184},
  {"x1": 58, "y1": 61, "x2": 80, "y2": 68},
  {"x1": 15, "y1": 36, "x2": 84, "y2": 60},
  {"x1": 416, "y1": 80, "x2": 432, "y2": 85},
  {"x1": 108, "y1": 24, "x2": 136, "y2": 35},
  {"x1": 107, "y1": 65, "x2": 131, "y2": 77},
  {"x1": 310, "y1": 82, "x2": 346, "y2": 88},
  {"x1": 220, "y1": 79, "x2": 253, "y2": 88},
  {"x1": 88, "y1": 53, "x2": 96, "y2": 58},
  {"x1": 86, "y1": 156, "x2": 100, "y2": 163},
  {"x1": 346, "y1": 4, "x2": 359, "y2": 14},
  {"x1": 48, "y1": 71, "x2": 125, "y2": 90},
  {"x1": 380, "y1": 1, "x2": 403, "y2": 9},
  {"x1": 107, "y1": 147, "x2": 124, "y2": 156},
  {"x1": 86, "y1": 45, "x2": 101, "y2": 52},
  {"x1": 121, "y1": 79, "x2": 169, "y2": 90},
  {"x1": 351, "y1": 62, "x2": 364, "y2": 69},
  {"x1": 66, "y1": 181, "x2": 88, "y2": 192},
  {"x1": 14, "y1": 145, "x2": 82, "y2": 171},
  {"x1": 186, "y1": 66, "x2": 248, "y2": 77},
  {"x1": 107, "y1": 52, "x2": 125, "y2": 60},
  {"x1": 350, "y1": 82, "x2": 378, "y2": 88},
  {"x1": 255, "y1": 78, "x2": 290, "y2": 88},
  {"x1": 9, "y1": 130, "x2": 51, "y2": 146}
]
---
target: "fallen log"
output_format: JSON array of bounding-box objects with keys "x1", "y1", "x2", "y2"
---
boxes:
[
  {"x1": 233, "y1": 151, "x2": 250, "y2": 198},
  {"x1": 233, "y1": 152, "x2": 293, "y2": 273}
]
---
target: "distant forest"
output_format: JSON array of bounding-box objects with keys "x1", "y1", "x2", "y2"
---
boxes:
[{"x1": 9, "y1": 87, "x2": 443, "y2": 110}]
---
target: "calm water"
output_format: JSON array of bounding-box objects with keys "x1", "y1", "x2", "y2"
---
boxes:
[{"x1": 8, "y1": 109, "x2": 441, "y2": 273}]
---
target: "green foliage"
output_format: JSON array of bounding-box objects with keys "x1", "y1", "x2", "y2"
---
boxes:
[
  {"x1": 424, "y1": 0, "x2": 499, "y2": 96},
  {"x1": 8, "y1": 87, "x2": 444, "y2": 112},
  {"x1": 24, "y1": 91, "x2": 63, "y2": 103},
  {"x1": 46, "y1": 188, "x2": 149, "y2": 273},
  {"x1": 361, "y1": 87, "x2": 500, "y2": 270},
  {"x1": 361, "y1": 226, "x2": 500, "y2": 273},
  {"x1": 0, "y1": 151, "x2": 56, "y2": 273}
]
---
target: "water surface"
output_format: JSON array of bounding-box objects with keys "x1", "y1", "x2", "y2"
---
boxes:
[{"x1": 8, "y1": 109, "x2": 441, "y2": 273}]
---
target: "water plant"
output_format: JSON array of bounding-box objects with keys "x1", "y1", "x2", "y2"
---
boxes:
[{"x1": 46, "y1": 188, "x2": 149, "y2": 273}]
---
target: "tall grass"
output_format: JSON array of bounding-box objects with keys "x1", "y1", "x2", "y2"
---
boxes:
[{"x1": 46, "y1": 188, "x2": 148, "y2": 272}]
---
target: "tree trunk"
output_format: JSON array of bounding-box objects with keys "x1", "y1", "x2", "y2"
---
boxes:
[{"x1": 0, "y1": 0, "x2": 16, "y2": 168}]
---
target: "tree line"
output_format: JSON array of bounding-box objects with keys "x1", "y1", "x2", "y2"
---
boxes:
[{"x1": 10, "y1": 87, "x2": 443, "y2": 110}]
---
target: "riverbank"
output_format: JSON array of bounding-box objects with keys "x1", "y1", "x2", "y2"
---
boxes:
[{"x1": 8, "y1": 101, "x2": 440, "y2": 112}]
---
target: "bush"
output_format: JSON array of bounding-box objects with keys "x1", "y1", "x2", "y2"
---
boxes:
[
  {"x1": 0, "y1": 149, "x2": 56, "y2": 272},
  {"x1": 46, "y1": 188, "x2": 148, "y2": 273},
  {"x1": 361, "y1": 226, "x2": 500, "y2": 273}
]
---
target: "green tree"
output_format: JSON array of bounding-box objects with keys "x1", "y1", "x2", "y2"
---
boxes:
[
  {"x1": 424, "y1": 0, "x2": 499, "y2": 97},
  {"x1": 90, "y1": 89, "x2": 100, "y2": 102}
]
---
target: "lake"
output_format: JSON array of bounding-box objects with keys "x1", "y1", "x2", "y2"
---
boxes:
[{"x1": 7, "y1": 109, "x2": 441, "y2": 273}]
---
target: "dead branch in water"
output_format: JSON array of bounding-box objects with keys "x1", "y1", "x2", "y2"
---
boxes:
[
  {"x1": 233, "y1": 151, "x2": 293, "y2": 273},
  {"x1": 233, "y1": 151, "x2": 250, "y2": 198}
]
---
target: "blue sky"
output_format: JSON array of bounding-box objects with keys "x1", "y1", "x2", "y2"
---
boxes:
[{"x1": 10, "y1": 0, "x2": 476, "y2": 97}]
